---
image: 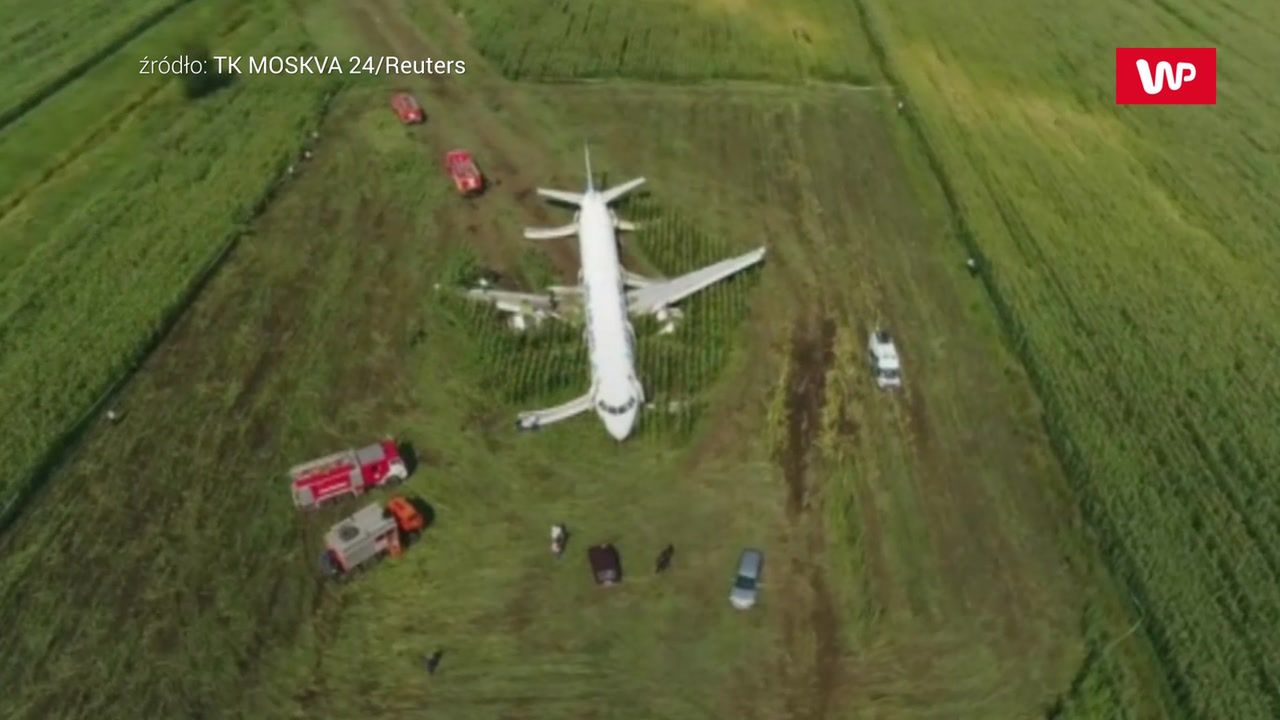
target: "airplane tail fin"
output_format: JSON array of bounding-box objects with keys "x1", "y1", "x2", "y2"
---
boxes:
[{"x1": 535, "y1": 144, "x2": 641, "y2": 205}]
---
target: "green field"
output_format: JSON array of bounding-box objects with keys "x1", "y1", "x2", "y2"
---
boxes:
[
  {"x1": 0, "y1": 0, "x2": 189, "y2": 123},
  {"x1": 0, "y1": 0, "x2": 333, "y2": 521},
  {"x1": 442, "y1": 0, "x2": 878, "y2": 83},
  {"x1": 858, "y1": 0, "x2": 1280, "y2": 716},
  {"x1": 1, "y1": 0, "x2": 1271, "y2": 717}
]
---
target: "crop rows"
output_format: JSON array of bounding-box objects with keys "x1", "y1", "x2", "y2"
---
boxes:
[
  {"x1": 859, "y1": 0, "x2": 1280, "y2": 715},
  {"x1": 437, "y1": 196, "x2": 755, "y2": 440},
  {"x1": 0, "y1": 10, "x2": 335, "y2": 519},
  {"x1": 0, "y1": 0, "x2": 191, "y2": 126},
  {"x1": 443, "y1": 0, "x2": 875, "y2": 84}
]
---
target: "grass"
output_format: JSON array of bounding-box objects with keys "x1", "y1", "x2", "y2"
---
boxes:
[
  {"x1": 858, "y1": 0, "x2": 1280, "y2": 715},
  {"x1": 4, "y1": 60, "x2": 1133, "y2": 714},
  {"x1": 443, "y1": 0, "x2": 878, "y2": 83},
  {"x1": 0, "y1": 0, "x2": 193, "y2": 125},
  {"x1": 0, "y1": 0, "x2": 1194, "y2": 717},
  {"x1": 0, "y1": 83, "x2": 790, "y2": 719},
  {"x1": 0, "y1": 0, "x2": 335, "y2": 522}
]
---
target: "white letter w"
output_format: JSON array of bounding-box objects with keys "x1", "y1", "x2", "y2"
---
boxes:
[{"x1": 1136, "y1": 59, "x2": 1197, "y2": 94}]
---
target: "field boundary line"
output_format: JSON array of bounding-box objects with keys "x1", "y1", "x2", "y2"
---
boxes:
[
  {"x1": 0, "y1": 87, "x2": 339, "y2": 537},
  {"x1": 0, "y1": 84, "x2": 165, "y2": 224},
  {"x1": 844, "y1": 0, "x2": 1190, "y2": 713},
  {"x1": 519, "y1": 76, "x2": 892, "y2": 94},
  {"x1": 0, "y1": 0, "x2": 201, "y2": 133},
  {"x1": 0, "y1": 7, "x2": 254, "y2": 224}
]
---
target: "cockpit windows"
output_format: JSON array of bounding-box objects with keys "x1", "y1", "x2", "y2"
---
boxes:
[{"x1": 596, "y1": 397, "x2": 638, "y2": 415}]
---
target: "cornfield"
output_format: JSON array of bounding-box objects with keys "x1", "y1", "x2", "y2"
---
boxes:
[
  {"x1": 0, "y1": 1, "x2": 334, "y2": 522},
  {"x1": 442, "y1": 0, "x2": 876, "y2": 84},
  {"x1": 860, "y1": 0, "x2": 1280, "y2": 715},
  {"x1": 0, "y1": 0, "x2": 193, "y2": 125}
]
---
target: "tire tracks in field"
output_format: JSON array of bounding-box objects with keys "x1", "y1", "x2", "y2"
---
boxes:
[{"x1": 775, "y1": 311, "x2": 845, "y2": 720}]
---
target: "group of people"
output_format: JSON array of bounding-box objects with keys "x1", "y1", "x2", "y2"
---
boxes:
[
  {"x1": 550, "y1": 523, "x2": 675, "y2": 573},
  {"x1": 422, "y1": 529, "x2": 676, "y2": 676}
]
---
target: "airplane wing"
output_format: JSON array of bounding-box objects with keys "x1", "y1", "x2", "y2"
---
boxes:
[
  {"x1": 464, "y1": 287, "x2": 558, "y2": 314},
  {"x1": 626, "y1": 247, "x2": 766, "y2": 314},
  {"x1": 516, "y1": 391, "x2": 594, "y2": 431}
]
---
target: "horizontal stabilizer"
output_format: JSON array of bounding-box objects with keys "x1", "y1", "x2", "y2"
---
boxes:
[
  {"x1": 615, "y1": 219, "x2": 638, "y2": 232},
  {"x1": 536, "y1": 188, "x2": 584, "y2": 206},
  {"x1": 523, "y1": 223, "x2": 579, "y2": 240},
  {"x1": 600, "y1": 177, "x2": 645, "y2": 204}
]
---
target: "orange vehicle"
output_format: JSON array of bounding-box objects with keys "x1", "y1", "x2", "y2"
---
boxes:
[
  {"x1": 444, "y1": 149, "x2": 484, "y2": 196},
  {"x1": 385, "y1": 495, "x2": 427, "y2": 540},
  {"x1": 390, "y1": 92, "x2": 424, "y2": 124}
]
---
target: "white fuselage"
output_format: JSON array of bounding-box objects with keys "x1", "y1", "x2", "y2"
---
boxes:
[{"x1": 576, "y1": 193, "x2": 644, "y2": 439}]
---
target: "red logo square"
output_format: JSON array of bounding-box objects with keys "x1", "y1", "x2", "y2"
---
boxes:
[{"x1": 1116, "y1": 48, "x2": 1216, "y2": 105}]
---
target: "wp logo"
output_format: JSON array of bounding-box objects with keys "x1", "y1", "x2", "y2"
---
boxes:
[
  {"x1": 1136, "y1": 59, "x2": 1196, "y2": 94},
  {"x1": 1116, "y1": 48, "x2": 1216, "y2": 105}
]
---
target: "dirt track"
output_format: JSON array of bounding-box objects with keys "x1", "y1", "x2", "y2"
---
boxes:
[
  {"x1": 776, "y1": 311, "x2": 845, "y2": 719},
  {"x1": 347, "y1": 0, "x2": 584, "y2": 280}
]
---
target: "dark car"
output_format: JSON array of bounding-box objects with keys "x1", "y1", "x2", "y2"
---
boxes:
[{"x1": 588, "y1": 544, "x2": 622, "y2": 585}]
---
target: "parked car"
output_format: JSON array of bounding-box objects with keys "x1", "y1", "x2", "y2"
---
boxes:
[
  {"x1": 867, "y1": 329, "x2": 902, "y2": 389},
  {"x1": 729, "y1": 548, "x2": 764, "y2": 610},
  {"x1": 588, "y1": 544, "x2": 622, "y2": 586},
  {"x1": 444, "y1": 149, "x2": 484, "y2": 196},
  {"x1": 389, "y1": 92, "x2": 424, "y2": 124}
]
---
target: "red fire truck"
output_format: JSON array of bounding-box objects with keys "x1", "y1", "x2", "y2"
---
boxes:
[{"x1": 288, "y1": 439, "x2": 408, "y2": 509}]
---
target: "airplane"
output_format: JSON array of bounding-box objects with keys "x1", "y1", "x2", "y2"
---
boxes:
[{"x1": 459, "y1": 145, "x2": 766, "y2": 440}]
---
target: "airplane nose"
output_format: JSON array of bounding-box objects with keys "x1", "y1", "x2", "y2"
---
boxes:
[{"x1": 603, "y1": 410, "x2": 637, "y2": 441}]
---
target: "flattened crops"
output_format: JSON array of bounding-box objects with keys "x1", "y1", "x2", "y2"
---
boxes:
[{"x1": 438, "y1": 195, "x2": 757, "y2": 439}]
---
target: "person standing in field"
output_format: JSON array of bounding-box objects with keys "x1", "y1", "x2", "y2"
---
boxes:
[
  {"x1": 551, "y1": 524, "x2": 568, "y2": 557},
  {"x1": 424, "y1": 649, "x2": 444, "y2": 674},
  {"x1": 655, "y1": 544, "x2": 675, "y2": 573}
]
